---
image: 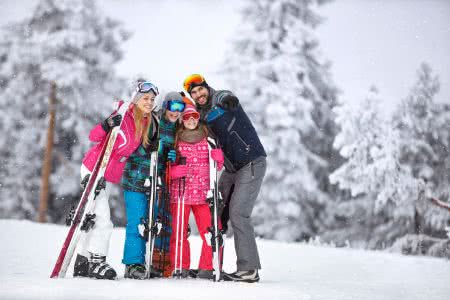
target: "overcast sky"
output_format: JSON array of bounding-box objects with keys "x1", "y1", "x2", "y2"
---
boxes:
[
  {"x1": 1, "y1": 0, "x2": 449, "y2": 106},
  {"x1": 317, "y1": 0, "x2": 450, "y2": 105}
]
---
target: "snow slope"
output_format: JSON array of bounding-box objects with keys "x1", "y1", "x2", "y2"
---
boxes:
[{"x1": 0, "y1": 220, "x2": 449, "y2": 300}]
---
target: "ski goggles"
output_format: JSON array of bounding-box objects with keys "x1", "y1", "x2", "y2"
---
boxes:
[
  {"x1": 183, "y1": 74, "x2": 206, "y2": 93},
  {"x1": 137, "y1": 81, "x2": 159, "y2": 95},
  {"x1": 182, "y1": 112, "x2": 200, "y2": 121},
  {"x1": 166, "y1": 100, "x2": 186, "y2": 113}
]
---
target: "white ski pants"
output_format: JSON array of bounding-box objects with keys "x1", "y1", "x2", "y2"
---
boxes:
[{"x1": 79, "y1": 164, "x2": 113, "y2": 257}]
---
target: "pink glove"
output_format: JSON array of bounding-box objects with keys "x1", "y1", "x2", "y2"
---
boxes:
[
  {"x1": 170, "y1": 165, "x2": 188, "y2": 179},
  {"x1": 211, "y1": 148, "x2": 224, "y2": 171}
]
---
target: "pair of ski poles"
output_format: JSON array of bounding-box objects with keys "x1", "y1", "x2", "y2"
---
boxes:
[{"x1": 173, "y1": 157, "x2": 187, "y2": 278}]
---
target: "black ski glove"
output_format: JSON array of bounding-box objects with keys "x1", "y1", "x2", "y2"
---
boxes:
[
  {"x1": 101, "y1": 114, "x2": 122, "y2": 132},
  {"x1": 217, "y1": 95, "x2": 239, "y2": 110}
]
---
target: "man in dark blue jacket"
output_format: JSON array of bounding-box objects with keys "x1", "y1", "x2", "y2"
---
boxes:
[{"x1": 183, "y1": 74, "x2": 267, "y2": 283}]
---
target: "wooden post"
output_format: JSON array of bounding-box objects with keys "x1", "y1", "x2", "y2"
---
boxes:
[{"x1": 38, "y1": 82, "x2": 57, "y2": 223}]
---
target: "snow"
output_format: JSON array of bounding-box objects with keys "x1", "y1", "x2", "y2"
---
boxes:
[{"x1": 1, "y1": 219, "x2": 449, "y2": 300}]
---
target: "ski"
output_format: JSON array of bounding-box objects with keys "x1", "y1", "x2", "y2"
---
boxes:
[
  {"x1": 207, "y1": 137, "x2": 223, "y2": 282},
  {"x1": 143, "y1": 125, "x2": 163, "y2": 279},
  {"x1": 50, "y1": 102, "x2": 131, "y2": 278}
]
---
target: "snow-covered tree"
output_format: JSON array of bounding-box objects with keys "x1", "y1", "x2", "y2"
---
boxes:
[
  {"x1": 331, "y1": 89, "x2": 419, "y2": 209},
  {"x1": 328, "y1": 89, "x2": 420, "y2": 248},
  {"x1": 222, "y1": 0, "x2": 339, "y2": 241},
  {"x1": 393, "y1": 63, "x2": 450, "y2": 235},
  {"x1": 329, "y1": 65, "x2": 450, "y2": 251},
  {"x1": 0, "y1": 0, "x2": 129, "y2": 222}
]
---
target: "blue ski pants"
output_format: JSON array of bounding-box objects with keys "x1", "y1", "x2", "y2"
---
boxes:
[{"x1": 122, "y1": 190, "x2": 148, "y2": 265}]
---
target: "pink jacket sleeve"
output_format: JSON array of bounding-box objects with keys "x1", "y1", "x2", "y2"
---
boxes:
[
  {"x1": 88, "y1": 101, "x2": 125, "y2": 143},
  {"x1": 88, "y1": 123, "x2": 108, "y2": 143}
]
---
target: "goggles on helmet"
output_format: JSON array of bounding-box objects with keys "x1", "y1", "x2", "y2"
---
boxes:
[
  {"x1": 183, "y1": 74, "x2": 206, "y2": 93},
  {"x1": 137, "y1": 81, "x2": 159, "y2": 95}
]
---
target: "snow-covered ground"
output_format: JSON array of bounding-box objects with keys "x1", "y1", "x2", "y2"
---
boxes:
[{"x1": 1, "y1": 220, "x2": 449, "y2": 300}]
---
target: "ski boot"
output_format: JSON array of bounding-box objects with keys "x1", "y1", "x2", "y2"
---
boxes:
[
  {"x1": 172, "y1": 269, "x2": 189, "y2": 278},
  {"x1": 88, "y1": 253, "x2": 117, "y2": 280},
  {"x1": 124, "y1": 264, "x2": 146, "y2": 280},
  {"x1": 197, "y1": 269, "x2": 214, "y2": 280},
  {"x1": 73, "y1": 254, "x2": 89, "y2": 277},
  {"x1": 188, "y1": 269, "x2": 199, "y2": 278},
  {"x1": 223, "y1": 269, "x2": 259, "y2": 283},
  {"x1": 191, "y1": 269, "x2": 221, "y2": 280}
]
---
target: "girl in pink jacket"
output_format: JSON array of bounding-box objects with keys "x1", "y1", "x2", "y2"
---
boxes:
[
  {"x1": 169, "y1": 105, "x2": 224, "y2": 278},
  {"x1": 73, "y1": 81, "x2": 159, "y2": 280}
]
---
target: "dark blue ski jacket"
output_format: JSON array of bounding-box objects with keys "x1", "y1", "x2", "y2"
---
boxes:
[{"x1": 196, "y1": 87, "x2": 266, "y2": 172}]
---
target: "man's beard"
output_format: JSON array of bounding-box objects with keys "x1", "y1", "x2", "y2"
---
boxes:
[{"x1": 198, "y1": 95, "x2": 208, "y2": 105}]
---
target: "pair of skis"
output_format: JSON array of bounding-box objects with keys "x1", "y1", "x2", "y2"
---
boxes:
[
  {"x1": 142, "y1": 148, "x2": 163, "y2": 279},
  {"x1": 206, "y1": 137, "x2": 224, "y2": 282},
  {"x1": 151, "y1": 150, "x2": 173, "y2": 278},
  {"x1": 50, "y1": 102, "x2": 131, "y2": 279},
  {"x1": 173, "y1": 157, "x2": 187, "y2": 278},
  {"x1": 142, "y1": 118, "x2": 177, "y2": 279}
]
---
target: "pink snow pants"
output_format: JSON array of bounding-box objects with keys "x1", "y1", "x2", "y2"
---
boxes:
[{"x1": 169, "y1": 203, "x2": 222, "y2": 271}]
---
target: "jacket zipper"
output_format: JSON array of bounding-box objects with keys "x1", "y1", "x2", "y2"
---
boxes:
[{"x1": 230, "y1": 131, "x2": 250, "y2": 153}]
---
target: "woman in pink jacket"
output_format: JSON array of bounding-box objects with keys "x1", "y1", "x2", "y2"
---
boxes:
[
  {"x1": 73, "y1": 81, "x2": 159, "y2": 280},
  {"x1": 169, "y1": 105, "x2": 224, "y2": 279}
]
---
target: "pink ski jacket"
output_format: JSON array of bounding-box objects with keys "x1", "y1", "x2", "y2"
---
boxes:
[
  {"x1": 170, "y1": 138, "x2": 211, "y2": 205},
  {"x1": 82, "y1": 102, "x2": 144, "y2": 184}
]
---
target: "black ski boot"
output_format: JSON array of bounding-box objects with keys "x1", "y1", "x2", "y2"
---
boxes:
[
  {"x1": 88, "y1": 253, "x2": 117, "y2": 280},
  {"x1": 73, "y1": 254, "x2": 89, "y2": 277},
  {"x1": 172, "y1": 269, "x2": 189, "y2": 278},
  {"x1": 197, "y1": 269, "x2": 214, "y2": 280},
  {"x1": 223, "y1": 269, "x2": 259, "y2": 283},
  {"x1": 191, "y1": 269, "x2": 221, "y2": 280},
  {"x1": 124, "y1": 264, "x2": 146, "y2": 280},
  {"x1": 188, "y1": 269, "x2": 199, "y2": 278}
]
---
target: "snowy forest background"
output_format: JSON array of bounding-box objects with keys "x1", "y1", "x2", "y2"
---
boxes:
[{"x1": 0, "y1": 0, "x2": 449, "y2": 258}]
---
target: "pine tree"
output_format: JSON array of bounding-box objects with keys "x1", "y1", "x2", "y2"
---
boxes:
[
  {"x1": 222, "y1": 0, "x2": 339, "y2": 241},
  {"x1": 393, "y1": 63, "x2": 450, "y2": 236},
  {"x1": 0, "y1": 0, "x2": 129, "y2": 222},
  {"x1": 330, "y1": 65, "x2": 450, "y2": 251},
  {"x1": 329, "y1": 89, "x2": 418, "y2": 248}
]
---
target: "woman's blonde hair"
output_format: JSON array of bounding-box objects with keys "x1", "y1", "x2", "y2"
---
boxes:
[{"x1": 133, "y1": 105, "x2": 152, "y2": 148}]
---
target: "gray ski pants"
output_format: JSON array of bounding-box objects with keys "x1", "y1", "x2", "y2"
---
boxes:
[{"x1": 219, "y1": 156, "x2": 266, "y2": 271}]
